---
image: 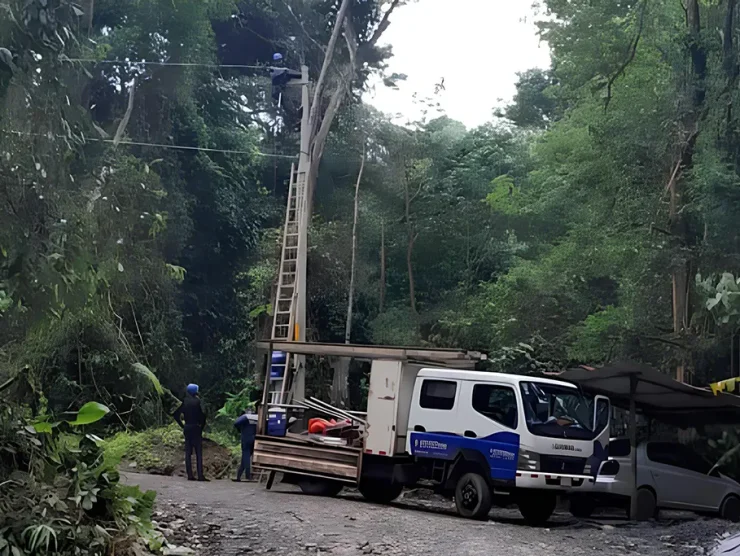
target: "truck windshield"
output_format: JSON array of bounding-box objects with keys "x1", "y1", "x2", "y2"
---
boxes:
[{"x1": 519, "y1": 381, "x2": 594, "y2": 440}]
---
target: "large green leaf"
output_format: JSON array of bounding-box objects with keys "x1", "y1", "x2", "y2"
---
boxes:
[
  {"x1": 132, "y1": 363, "x2": 163, "y2": 395},
  {"x1": 32, "y1": 421, "x2": 59, "y2": 433},
  {"x1": 67, "y1": 402, "x2": 110, "y2": 426}
]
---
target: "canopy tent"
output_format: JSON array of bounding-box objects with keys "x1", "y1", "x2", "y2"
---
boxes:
[
  {"x1": 557, "y1": 361, "x2": 740, "y2": 520},
  {"x1": 559, "y1": 362, "x2": 740, "y2": 427}
]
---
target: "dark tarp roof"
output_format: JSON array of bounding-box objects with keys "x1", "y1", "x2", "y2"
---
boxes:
[{"x1": 559, "y1": 361, "x2": 740, "y2": 427}]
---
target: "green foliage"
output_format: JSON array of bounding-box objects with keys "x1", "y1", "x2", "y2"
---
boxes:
[
  {"x1": 567, "y1": 306, "x2": 634, "y2": 363},
  {"x1": 216, "y1": 378, "x2": 259, "y2": 421},
  {"x1": 485, "y1": 175, "x2": 521, "y2": 215},
  {"x1": 697, "y1": 273, "x2": 740, "y2": 327},
  {"x1": 0, "y1": 404, "x2": 158, "y2": 556}
]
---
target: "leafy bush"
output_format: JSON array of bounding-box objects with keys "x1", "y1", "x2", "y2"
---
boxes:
[
  {"x1": 216, "y1": 378, "x2": 259, "y2": 421},
  {"x1": 0, "y1": 403, "x2": 160, "y2": 556}
]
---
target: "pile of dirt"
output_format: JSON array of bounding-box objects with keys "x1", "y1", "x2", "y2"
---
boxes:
[
  {"x1": 110, "y1": 425, "x2": 236, "y2": 479},
  {"x1": 124, "y1": 438, "x2": 233, "y2": 478}
]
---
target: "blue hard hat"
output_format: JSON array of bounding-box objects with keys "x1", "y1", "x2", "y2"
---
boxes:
[
  {"x1": 273, "y1": 52, "x2": 283, "y2": 61},
  {"x1": 186, "y1": 383, "x2": 199, "y2": 395}
]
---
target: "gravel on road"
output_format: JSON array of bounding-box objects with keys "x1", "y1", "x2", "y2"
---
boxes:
[{"x1": 126, "y1": 473, "x2": 734, "y2": 556}]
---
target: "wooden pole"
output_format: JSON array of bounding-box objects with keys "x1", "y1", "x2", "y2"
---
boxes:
[{"x1": 629, "y1": 374, "x2": 639, "y2": 520}]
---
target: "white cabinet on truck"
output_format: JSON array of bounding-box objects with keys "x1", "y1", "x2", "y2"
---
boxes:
[{"x1": 364, "y1": 360, "x2": 421, "y2": 457}]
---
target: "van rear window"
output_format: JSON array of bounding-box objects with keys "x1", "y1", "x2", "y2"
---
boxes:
[
  {"x1": 420, "y1": 380, "x2": 457, "y2": 410},
  {"x1": 608, "y1": 439, "x2": 631, "y2": 457}
]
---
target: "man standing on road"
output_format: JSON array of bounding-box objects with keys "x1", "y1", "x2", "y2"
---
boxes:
[
  {"x1": 233, "y1": 405, "x2": 257, "y2": 482},
  {"x1": 173, "y1": 383, "x2": 208, "y2": 482}
]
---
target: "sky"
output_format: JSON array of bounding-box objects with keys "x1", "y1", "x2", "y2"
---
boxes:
[{"x1": 364, "y1": 0, "x2": 551, "y2": 129}]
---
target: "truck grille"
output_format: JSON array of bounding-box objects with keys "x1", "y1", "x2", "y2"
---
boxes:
[{"x1": 539, "y1": 454, "x2": 586, "y2": 475}]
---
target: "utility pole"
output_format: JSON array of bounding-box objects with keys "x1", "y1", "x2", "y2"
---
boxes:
[
  {"x1": 268, "y1": 64, "x2": 311, "y2": 406},
  {"x1": 292, "y1": 64, "x2": 311, "y2": 402}
]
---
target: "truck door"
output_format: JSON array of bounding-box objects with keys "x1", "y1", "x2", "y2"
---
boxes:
[
  {"x1": 406, "y1": 377, "x2": 460, "y2": 455},
  {"x1": 457, "y1": 380, "x2": 520, "y2": 480},
  {"x1": 589, "y1": 395, "x2": 610, "y2": 475}
]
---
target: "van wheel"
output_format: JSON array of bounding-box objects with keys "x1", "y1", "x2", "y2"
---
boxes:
[
  {"x1": 359, "y1": 479, "x2": 403, "y2": 504},
  {"x1": 518, "y1": 492, "x2": 556, "y2": 525},
  {"x1": 569, "y1": 495, "x2": 596, "y2": 518},
  {"x1": 454, "y1": 472, "x2": 492, "y2": 520},
  {"x1": 298, "y1": 478, "x2": 343, "y2": 497},
  {"x1": 627, "y1": 487, "x2": 657, "y2": 521},
  {"x1": 721, "y1": 495, "x2": 740, "y2": 522}
]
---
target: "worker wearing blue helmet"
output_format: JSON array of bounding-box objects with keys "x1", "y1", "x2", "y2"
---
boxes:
[{"x1": 173, "y1": 383, "x2": 208, "y2": 481}]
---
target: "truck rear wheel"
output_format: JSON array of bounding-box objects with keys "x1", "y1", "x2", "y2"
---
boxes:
[
  {"x1": 297, "y1": 478, "x2": 344, "y2": 497},
  {"x1": 359, "y1": 478, "x2": 403, "y2": 504},
  {"x1": 454, "y1": 472, "x2": 493, "y2": 520},
  {"x1": 569, "y1": 494, "x2": 595, "y2": 518},
  {"x1": 518, "y1": 492, "x2": 556, "y2": 525}
]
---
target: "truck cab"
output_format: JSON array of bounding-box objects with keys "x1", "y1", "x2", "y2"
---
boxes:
[{"x1": 402, "y1": 369, "x2": 610, "y2": 520}]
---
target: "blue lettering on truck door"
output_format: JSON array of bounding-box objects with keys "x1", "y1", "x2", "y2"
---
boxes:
[{"x1": 409, "y1": 431, "x2": 520, "y2": 480}]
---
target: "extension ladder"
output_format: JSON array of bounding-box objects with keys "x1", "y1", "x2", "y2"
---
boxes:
[{"x1": 269, "y1": 164, "x2": 307, "y2": 404}]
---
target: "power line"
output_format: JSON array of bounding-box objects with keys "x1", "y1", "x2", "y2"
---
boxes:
[
  {"x1": 4, "y1": 130, "x2": 297, "y2": 159},
  {"x1": 67, "y1": 58, "x2": 270, "y2": 71}
]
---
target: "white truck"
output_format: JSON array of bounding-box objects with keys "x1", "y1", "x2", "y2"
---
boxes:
[{"x1": 254, "y1": 343, "x2": 611, "y2": 524}]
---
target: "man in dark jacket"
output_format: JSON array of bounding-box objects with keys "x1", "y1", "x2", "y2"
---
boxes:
[
  {"x1": 233, "y1": 406, "x2": 257, "y2": 482},
  {"x1": 173, "y1": 383, "x2": 208, "y2": 481}
]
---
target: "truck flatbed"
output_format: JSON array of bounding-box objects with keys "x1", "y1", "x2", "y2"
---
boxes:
[{"x1": 254, "y1": 434, "x2": 361, "y2": 484}]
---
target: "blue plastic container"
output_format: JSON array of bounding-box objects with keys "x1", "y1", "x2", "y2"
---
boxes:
[
  {"x1": 270, "y1": 351, "x2": 286, "y2": 380},
  {"x1": 267, "y1": 408, "x2": 287, "y2": 437}
]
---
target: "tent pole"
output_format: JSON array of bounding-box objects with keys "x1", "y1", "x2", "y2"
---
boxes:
[{"x1": 629, "y1": 374, "x2": 638, "y2": 521}]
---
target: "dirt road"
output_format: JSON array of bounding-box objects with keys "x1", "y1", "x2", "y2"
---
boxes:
[{"x1": 127, "y1": 473, "x2": 726, "y2": 556}]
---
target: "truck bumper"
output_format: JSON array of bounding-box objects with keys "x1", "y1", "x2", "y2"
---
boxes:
[{"x1": 515, "y1": 471, "x2": 595, "y2": 490}]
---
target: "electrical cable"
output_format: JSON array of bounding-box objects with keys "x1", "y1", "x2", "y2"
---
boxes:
[
  {"x1": 3, "y1": 130, "x2": 298, "y2": 159},
  {"x1": 67, "y1": 58, "x2": 270, "y2": 70}
]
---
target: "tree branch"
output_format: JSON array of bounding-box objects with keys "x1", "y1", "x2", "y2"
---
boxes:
[
  {"x1": 343, "y1": 17, "x2": 359, "y2": 69},
  {"x1": 604, "y1": 0, "x2": 647, "y2": 110},
  {"x1": 368, "y1": 0, "x2": 402, "y2": 47},
  {"x1": 113, "y1": 78, "x2": 136, "y2": 147},
  {"x1": 280, "y1": 0, "x2": 326, "y2": 55},
  {"x1": 309, "y1": 0, "x2": 351, "y2": 136}
]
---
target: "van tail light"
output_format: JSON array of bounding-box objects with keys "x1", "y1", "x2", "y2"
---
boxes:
[{"x1": 599, "y1": 460, "x2": 620, "y2": 477}]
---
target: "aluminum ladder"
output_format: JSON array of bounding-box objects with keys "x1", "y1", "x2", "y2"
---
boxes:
[{"x1": 269, "y1": 164, "x2": 307, "y2": 404}]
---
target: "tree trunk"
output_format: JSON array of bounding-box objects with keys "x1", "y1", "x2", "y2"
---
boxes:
[
  {"x1": 407, "y1": 232, "x2": 417, "y2": 314},
  {"x1": 87, "y1": 0, "x2": 94, "y2": 34},
  {"x1": 670, "y1": 0, "x2": 707, "y2": 383},
  {"x1": 345, "y1": 144, "x2": 365, "y2": 344},
  {"x1": 330, "y1": 356, "x2": 350, "y2": 408},
  {"x1": 379, "y1": 218, "x2": 386, "y2": 313},
  {"x1": 405, "y1": 179, "x2": 418, "y2": 314}
]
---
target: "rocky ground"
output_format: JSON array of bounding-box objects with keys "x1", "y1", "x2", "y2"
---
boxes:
[{"x1": 125, "y1": 473, "x2": 736, "y2": 556}]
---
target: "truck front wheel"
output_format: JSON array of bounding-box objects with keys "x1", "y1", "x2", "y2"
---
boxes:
[
  {"x1": 359, "y1": 478, "x2": 403, "y2": 504},
  {"x1": 518, "y1": 491, "x2": 556, "y2": 525},
  {"x1": 454, "y1": 472, "x2": 493, "y2": 520}
]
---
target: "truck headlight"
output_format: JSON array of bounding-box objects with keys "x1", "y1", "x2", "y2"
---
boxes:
[{"x1": 518, "y1": 448, "x2": 539, "y2": 471}]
